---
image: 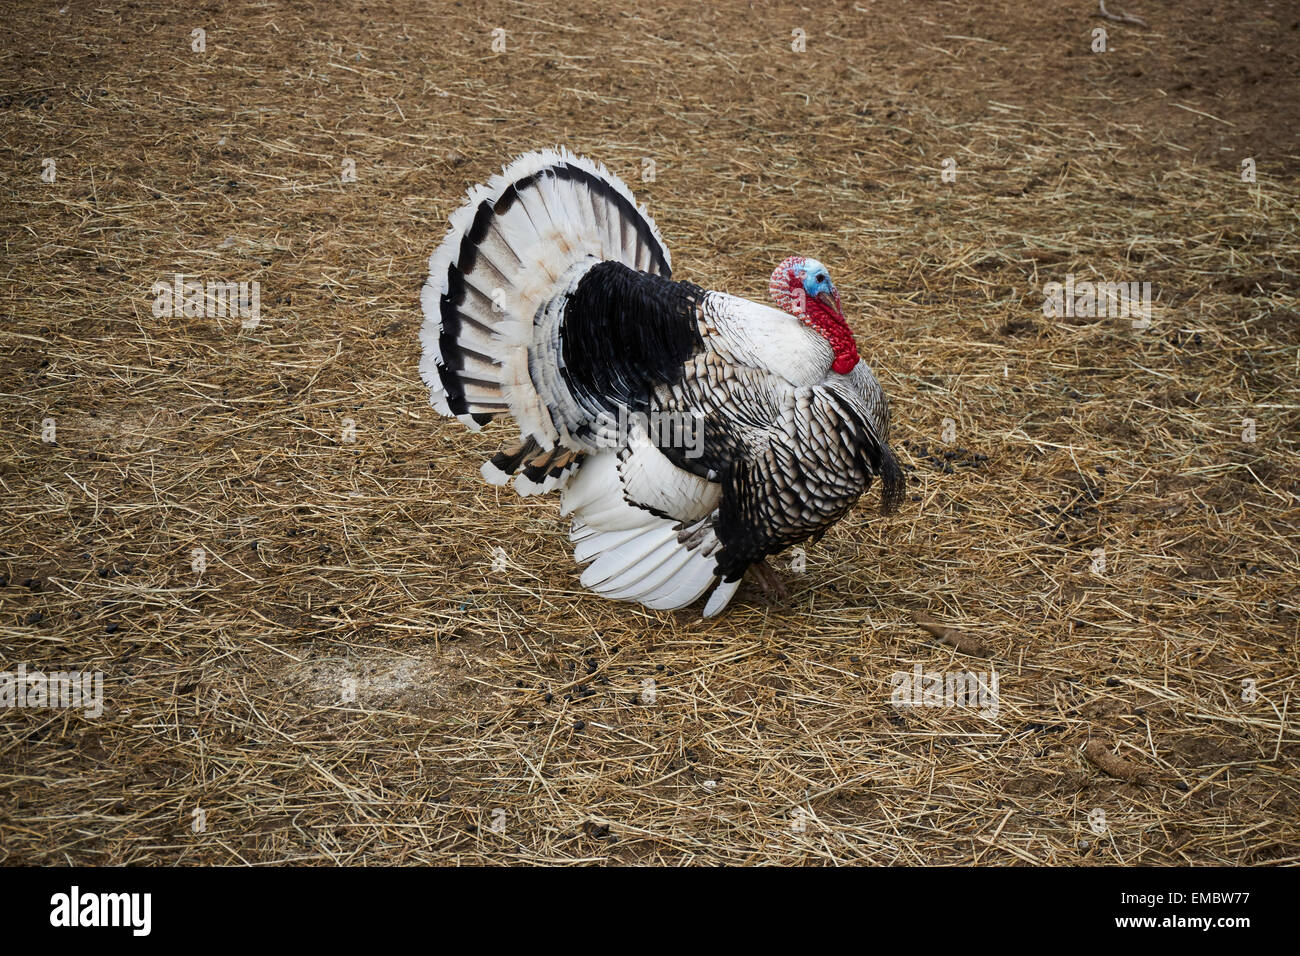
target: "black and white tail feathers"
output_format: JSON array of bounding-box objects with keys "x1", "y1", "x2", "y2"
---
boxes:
[{"x1": 419, "y1": 147, "x2": 671, "y2": 496}]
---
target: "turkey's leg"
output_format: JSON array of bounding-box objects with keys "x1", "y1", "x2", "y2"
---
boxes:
[{"x1": 748, "y1": 558, "x2": 789, "y2": 603}]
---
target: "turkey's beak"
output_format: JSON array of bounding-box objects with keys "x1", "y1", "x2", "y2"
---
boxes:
[{"x1": 815, "y1": 290, "x2": 844, "y2": 318}]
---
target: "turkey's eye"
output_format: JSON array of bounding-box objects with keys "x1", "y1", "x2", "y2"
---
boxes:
[{"x1": 816, "y1": 273, "x2": 827, "y2": 283}]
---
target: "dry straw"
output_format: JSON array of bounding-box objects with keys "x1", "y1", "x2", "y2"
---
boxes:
[{"x1": 0, "y1": 0, "x2": 1296, "y2": 864}]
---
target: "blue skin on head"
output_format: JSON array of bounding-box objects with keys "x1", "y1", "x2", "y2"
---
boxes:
[{"x1": 799, "y1": 259, "x2": 834, "y2": 299}]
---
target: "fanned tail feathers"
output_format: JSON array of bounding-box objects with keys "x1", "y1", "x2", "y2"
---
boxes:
[{"x1": 420, "y1": 148, "x2": 671, "y2": 493}]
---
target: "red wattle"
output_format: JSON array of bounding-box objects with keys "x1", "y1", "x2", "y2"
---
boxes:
[{"x1": 805, "y1": 299, "x2": 861, "y2": 376}]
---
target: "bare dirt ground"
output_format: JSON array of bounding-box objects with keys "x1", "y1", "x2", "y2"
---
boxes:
[{"x1": 1, "y1": 0, "x2": 1297, "y2": 864}]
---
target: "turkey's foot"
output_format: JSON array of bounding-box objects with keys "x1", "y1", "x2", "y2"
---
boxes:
[{"x1": 748, "y1": 558, "x2": 789, "y2": 603}]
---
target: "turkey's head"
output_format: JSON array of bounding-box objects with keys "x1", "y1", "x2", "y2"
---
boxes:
[{"x1": 768, "y1": 256, "x2": 860, "y2": 374}]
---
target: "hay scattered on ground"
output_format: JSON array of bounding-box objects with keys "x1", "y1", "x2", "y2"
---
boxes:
[{"x1": 1, "y1": 0, "x2": 1297, "y2": 864}]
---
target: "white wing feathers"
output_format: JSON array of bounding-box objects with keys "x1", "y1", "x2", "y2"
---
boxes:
[
  {"x1": 561, "y1": 450, "x2": 732, "y2": 614},
  {"x1": 617, "y1": 420, "x2": 720, "y2": 524}
]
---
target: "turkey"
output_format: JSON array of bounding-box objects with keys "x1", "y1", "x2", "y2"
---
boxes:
[{"x1": 420, "y1": 148, "x2": 903, "y2": 617}]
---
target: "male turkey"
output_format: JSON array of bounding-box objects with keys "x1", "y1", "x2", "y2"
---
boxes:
[{"x1": 420, "y1": 148, "x2": 903, "y2": 617}]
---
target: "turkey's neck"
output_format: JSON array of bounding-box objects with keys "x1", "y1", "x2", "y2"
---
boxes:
[{"x1": 804, "y1": 300, "x2": 860, "y2": 375}]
